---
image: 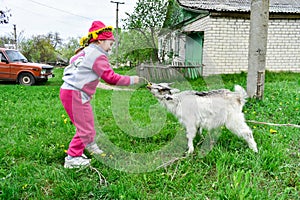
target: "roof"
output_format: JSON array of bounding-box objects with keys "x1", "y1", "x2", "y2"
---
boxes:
[{"x1": 177, "y1": 0, "x2": 300, "y2": 14}]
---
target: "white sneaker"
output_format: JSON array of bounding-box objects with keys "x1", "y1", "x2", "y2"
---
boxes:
[
  {"x1": 64, "y1": 154, "x2": 91, "y2": 169},
  {"x1": 86, "y1": 142, "x2": 103, "y2": 155}
]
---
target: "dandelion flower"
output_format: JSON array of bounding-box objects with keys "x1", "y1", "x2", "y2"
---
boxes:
[
  {"x1": 64, "y1": 118, "x2": 68, "y2": 124},
  {"x1": 270, "y1": 128, "x2": 277, "y2": 134},
  {"x1": 22, "y1": 184, "x2": 28, "y2": 190}
]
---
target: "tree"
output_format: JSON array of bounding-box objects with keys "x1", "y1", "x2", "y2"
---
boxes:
[
  {"x1": 57, "y1": 37, "x2": 81, "y2": 62},
  {"x1": 0, "y1": 30, "x2": 25, "y2": 49},
  {"x1": 46, "y1": 32, "x2": 63, "y2": 49},
  {"x1": 20, "y1": 35, "x2": 56, "y2": 63},
  {"x1": 122, "y1": 0, "x2": 168, "y2": 64},
  {"x1": 0, "y1": 36, "x2": 12, "y2": 47},
  {"x1": 247, "y1": 0, "x2": 270, "y2": 99},
  {"x1": 2, "y1": 30, "x2": 79, "y2": 65},
  {"x1": 115, "y1": 30, "x2": 156, "y2": 66}
]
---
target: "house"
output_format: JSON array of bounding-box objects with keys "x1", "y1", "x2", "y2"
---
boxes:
[{"x1": 159, "y1": 0, "x2": 300, "y2": 76}]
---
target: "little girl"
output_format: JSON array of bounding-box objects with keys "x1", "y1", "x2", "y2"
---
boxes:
[{"x1": 60, "y1": 20, "x2": 139, "y2": 168}]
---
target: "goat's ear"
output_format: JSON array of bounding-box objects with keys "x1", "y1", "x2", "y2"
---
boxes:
[{"x1": 170, "y1": 88, "x2": 180, "y2": 94}]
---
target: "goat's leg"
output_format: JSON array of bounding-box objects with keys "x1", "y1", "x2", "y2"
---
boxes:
[
  {"x1": 226, "y1": 116, "x2": 258, "y2": 152},
  {"x1": 186, "y1": 126, "x2": 197, "y2": 154},
  {"x1": 198, "y1": 127, "x2": 203, "y2": 135}
]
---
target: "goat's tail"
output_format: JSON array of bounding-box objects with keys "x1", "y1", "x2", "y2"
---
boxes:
[{"x1": 234, "y1": 85, "x2": 248, "y2": 106}]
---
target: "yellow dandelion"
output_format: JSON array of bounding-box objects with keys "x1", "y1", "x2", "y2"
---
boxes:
[
  {"x1": 64, "y1": 118, "x2": 68, "y2": 124},
  {"x1": 64, "y1": 149, "x2": 68, "y2": 153},
  {"x1": 22, "y1": 184, "x2": 28, "y2": 190},
  {"x1": 253, "y1": 126, "x2": 257, "y2": 129},
  {"x1": 100, "y1": 153, "x2": 107, "y2": 157},
  {"x1": 270, "y1": 128, "x2": 277, "y2": 134}
]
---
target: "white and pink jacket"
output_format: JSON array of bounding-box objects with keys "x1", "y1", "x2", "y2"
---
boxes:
[{"x1": 61, "y1": 43, "x2": 134, "y2": 102}]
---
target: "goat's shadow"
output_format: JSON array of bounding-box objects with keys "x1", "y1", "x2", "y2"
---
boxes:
[{"x1": 194, "y1": 128, "x2": 222, "y2": 158}]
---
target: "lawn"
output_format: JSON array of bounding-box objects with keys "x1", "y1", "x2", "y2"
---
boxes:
[{"x1": 0, "y1": 68, "x2": 299, "y2": 199}]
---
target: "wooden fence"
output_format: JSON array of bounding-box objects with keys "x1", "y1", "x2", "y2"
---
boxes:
[{"x1": 137, "y1": 64, "x2": 203, "y2": 82}]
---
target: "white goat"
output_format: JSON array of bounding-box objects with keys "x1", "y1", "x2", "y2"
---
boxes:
[{"x1": 147, "y1": 83, "x2": 258, "y2": 154}]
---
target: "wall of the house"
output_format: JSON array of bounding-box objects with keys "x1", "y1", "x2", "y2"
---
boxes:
[
  {"x1": 267, "y1": 19, "x2": 300, "y2": 72},
  {"x1": 181, "y1": 15, "x2": 300, "y2": 75}
]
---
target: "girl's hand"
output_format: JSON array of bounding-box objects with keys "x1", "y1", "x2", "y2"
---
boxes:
[{"x1": 133, "y1": 76, "x2": 140, "y2": 84}]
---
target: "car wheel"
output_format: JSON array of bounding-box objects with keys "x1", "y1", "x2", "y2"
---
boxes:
[{"x1": 18, "y1": 73, "x2": 36, "y2": 86}]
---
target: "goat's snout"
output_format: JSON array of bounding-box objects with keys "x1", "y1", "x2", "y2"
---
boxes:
[{"x1": 146, "y1": 81, "x2": 153, "y2": 87}]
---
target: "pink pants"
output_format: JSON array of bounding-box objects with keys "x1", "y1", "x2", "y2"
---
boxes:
[{"x1": 59, "y1": 89, "x2": 96, "y2": 157}]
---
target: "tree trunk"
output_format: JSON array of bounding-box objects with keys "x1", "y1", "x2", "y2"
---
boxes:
[{"x1": 247, "y1": 0, "x2": 270, "y2": 100}]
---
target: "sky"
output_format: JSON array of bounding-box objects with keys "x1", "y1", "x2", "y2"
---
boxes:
[{"x1": 0, "y1": 0, "x2": 137, "y2": 40}]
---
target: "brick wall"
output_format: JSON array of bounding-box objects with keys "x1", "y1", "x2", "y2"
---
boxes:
[
  {"x1": 267, "y1": 19, "x2": 300, "y2": 72},
  {"x1": 183, "y1": 15, "x2": 300, "y2": 75}
]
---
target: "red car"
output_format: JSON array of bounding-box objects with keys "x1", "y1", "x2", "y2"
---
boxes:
[{"x1": 0, "y1": 48, "x2": 54, "y2": 85}]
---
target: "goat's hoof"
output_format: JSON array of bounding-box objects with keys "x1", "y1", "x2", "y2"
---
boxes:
[
  {"x1": 252, "y1": 148, "x2": 258, "y2": 153},
  {"x1": 187, "y1": 148, "x2": 194, "y2": 154}
]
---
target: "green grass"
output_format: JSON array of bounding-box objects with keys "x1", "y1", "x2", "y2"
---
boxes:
[{"x1": 0, "y1": 68, "x2": 299, "y2": 199}]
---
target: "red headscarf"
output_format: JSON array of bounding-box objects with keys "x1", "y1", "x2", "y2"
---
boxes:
[{"x1": 79, "y1": 20, "x2": 114, "y2": 47}]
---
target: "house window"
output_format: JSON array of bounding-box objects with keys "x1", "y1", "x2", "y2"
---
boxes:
[
  {"x1": 168, "y1": 37, "x2": 172, "y2": 52},
  {"x1": 159, "y1": 38, "x2": 162, "y2": 52},
  {"x1": 174, "y1": 33, "x2": 180, "y2": 57}
]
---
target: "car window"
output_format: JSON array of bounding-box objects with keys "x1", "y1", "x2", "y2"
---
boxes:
[
  {"x1": 5, "y1": 50, "x2": 28, "y2": 62},
  {"x1": 0, "y1": 52, "x2": 8, "y2": 62}
]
